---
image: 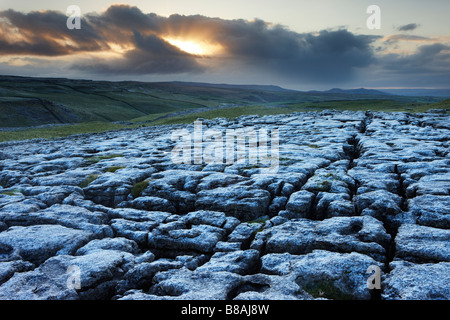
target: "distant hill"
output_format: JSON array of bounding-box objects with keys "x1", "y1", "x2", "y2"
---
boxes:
[
  {"x1": 0, "y1": 75, "x2": 446, "y2": 128},
  {"x1": 322, "y1": 88, "x2": 391, "y2": 96},
  {"x1": 170, "y1": 81, "x2": 292, "y2": 92},
  {"x1": 380, "y1": 89, "x2": 450, "y2": 98}
]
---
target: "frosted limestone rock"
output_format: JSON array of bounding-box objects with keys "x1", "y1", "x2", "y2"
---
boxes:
[
  {"x1": 394, "y1": 224, "x2": 450, "y2": 263},
  {"x1": 195, "y1": 185, "x2": 271, "y2": 221},
  {"x1": 261, "y1": 250, "x2": 383, "y2": 300},
  {"x1": 0, "y1": 110, "x2": 449, "y2": 300},
  {"x1": 0, "y1": 250, "x2": 137, "y2": 300},
  {"x1": 383, "y1": 261, "x2": 450, "y2": 300},
  {"x1": 251, "y1": 216, "x2": 391, "y2": 261},
  {"x1": 0, "y1": 224, "x2": 93, "y2": 265}
]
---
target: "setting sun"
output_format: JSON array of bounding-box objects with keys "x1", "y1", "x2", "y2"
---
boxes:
[
  {"x1": 165, "y1": 38, "x2": 205, "y2": 55},
  {"x1": 163, "y1": 37, "x2": 223, "y2": 56}
]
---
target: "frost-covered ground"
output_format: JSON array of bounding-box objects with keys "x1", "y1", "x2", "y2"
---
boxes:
[{"x1": 0, "y1": 110, "x2": 448, "y2": 300}]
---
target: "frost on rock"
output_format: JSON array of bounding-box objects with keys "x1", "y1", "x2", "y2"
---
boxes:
[{"x1": 0, "y1": 110, "x2": 449, "y2": 300}]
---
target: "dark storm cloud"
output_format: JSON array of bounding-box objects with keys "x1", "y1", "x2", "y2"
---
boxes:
[
  {"x1": 0, "y1": 5, "x2": 382, "y2": 81},
  {"x1": 230, "y1": 25, "x2": 379, "y2": 82},
  {"x1": 376, "y1": 43, "x2": 450, "y2": 79},
  {"x1": 0, "y1": 9, "x2": 108, "y2": 55},
  {"x1": 142, "y1": 15, "x2": 380, "y2": 82},
  {"x1": 76, "y1": 30, "x2": 205, "y2": 75},
  {"x1": 367, "y1": 42, "x2": 450, "y2": 88},
  {"x1": 6, "y1": 4, "x2": 441, "y2": 84},
  {"x1": 384, "y1": 34, "x2": 432, "y2": 44},
  {"x1": 397, "y1": 23, "x2": 420, "y2": 32}
]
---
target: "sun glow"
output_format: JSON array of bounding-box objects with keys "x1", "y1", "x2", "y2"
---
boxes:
[
  {"x1": 165, "y1": 38, "x2": 205, "y2": 55},
  {"x1": 163, "y1": 37, "x2": 223, "y2": 56}
]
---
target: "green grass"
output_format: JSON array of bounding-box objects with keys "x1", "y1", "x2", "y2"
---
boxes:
[
  {"x1": 147, "y1": 105, "x2": 297, "y2": 125},
  {"x1": 1, "y1": 97, "x2": 445, "y2": 142},
  {"x1": 78, "y1": 174, "x2": 99, "y2": 188},
  {"x1": 0, "y1": 121, "x2": 141, "y2": 142},
  {"x1": 128, "y1": 112, "x2": 173, "y2": 123},
  {"x1": 242, "y1": 164, "x2": 261, "y2": 170},
  {"x1": 0, "y1": 77, "x2": 215, "y2": 126},
  {"x1": 0, "y1": 189, "x2": 23, "y2": 196},
  {"x1": 286, "y1": 99, "x2": 442, "y2": 113},
  {"x1": 247, "y1": 217, "x2": 269, "y2": 225},
  {"x1": 303, "y1": 280, "x2": 354, "y2": 300},
  {"x1": 316, "y1": 180, "x2": 332, "y2": 192},
  {"x1": 0, "y1": 75, "x2": 447, "y2": 143},
  {"x1": 428, "y1": 98, "x2": 450, "y2": 111},
  {"x1": 130, "y1": 180, "x2": 150, "y2": 198},
  {"x1": 144, "y1": 99, "x2": 447, "y2": 126},
  {"x1": 104, "y1": 166, "x2": 126, "y2": 173}
]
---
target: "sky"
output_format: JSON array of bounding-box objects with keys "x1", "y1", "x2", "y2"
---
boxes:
[{"x1": 0, "y1": 0, "x2": 449, "y2": 90}]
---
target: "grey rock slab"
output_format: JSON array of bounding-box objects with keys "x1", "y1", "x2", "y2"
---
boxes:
[
  {"x1": 0, "y1": 263, "x2": 79, "y2": 300},
  {"x1": 268, "y1": 196, "x2": 287, "y2": 215},
  {"x1": 148, "y1": 268, "x2": 244, "y2": 300},
  {"x1": 0, "y1": 170, "x2": 26, "y2": 188},
  {"x1": 195, "y1": 172, "x2": 248, "y2": 191},
  {"x1": 227, "y1": 222, "x2": 267, "y2": 248},
  {"x1": 84, "y1": 167, "x2": 157, "y2": 207},
  {"x1": 313, "y1": 192, "x2": 354, "y2": 219},
  {"x1": 0, "y1": 204, "x2": 112, "y2": 237},
  {"x1": 0, "y1": 224, "x2": 94, "y2": 265},
  {"x1": 148, "y1": 223, "x2": 226, "y2": 253},
  {"x1": 0, "y1": 249, "x2": 136, "y2": 300},
  {"x1": 284, "y1": 190, "x2": 315, "y2": 219},
  {"x1": 355, "y1": 190, "x2": 403, "y2": 217},
  {"x1": 107, "y1": 208, "x2": 171, "y2": 223},
  {"x1": 149, "y1": 170, "x2": 211, "y2": 193},
  {"x1": 213, "y1": 241, "x2": 242, "y2": 252},
  {"x1": 180, "y1": 210, "x2": 240, "y2": 232},
  {"x1": 405, "y1": 173, "x2": 450, "y2": 197},
  {"x1": 110, "y1": 219, "x2": 154, "y2": 246},
  {"x1": 394, "y1": 224, "x2": 450, "y2": 263},
  {"x1": 30, "y1": 167, "x2": 100, "y2": 187},
  {"x1": 251, "y1": 216, "x2": 390, "y2": 261},
  {"x1": 175, "y1": 254, "x2": 208, "y2": 270},
  {"x1": 197, "y1": 250, "x2": 260, "y2": 275},
  {"x1": 0, "y1": 197, "x2": 44, "y2": 216},
  {"x1": 0, "y1": 260, "x2": 34, "y2": 285},
  {"x1": 302, "y1": 169, "x2": 354, "y2": 194},
  {"x1": 261, "y1": 250, "x2": 382, "y2": 300},
  {"x1": 0, "y1": 192, "x2": 26, "y2": 207},
  {"x1": 233, "y1": 273, "x2": 311, "y2": 300},
  {"x1": 13, "y1": 185, "x2": 84, "y2": 208},
  {"x1": 75, "y1": 238, "x2": 141, "y2": 255},
  {"x1": 383, "y1": 261, "x2": 450, "y2": 300},
  {"x1": 116, "y1": 259, "x2": 183, "y2": 295},
  {"x1": 407, "y1": 195, "x2": 450, "y2": 229},
  {"x1": 120, "y1": 196, "x2": 176, "y2": 214},
  {"x1": 195, "y1": 185, "x2": 271, "y2": 221},
  {"x1": 250, "y1": 173, "x2": 308, "y2": 191}
]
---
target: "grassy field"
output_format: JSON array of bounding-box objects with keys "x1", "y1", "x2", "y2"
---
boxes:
[
  {"x1": 139, "y1": 99, "x2": 450, "y2": 126},
  {"x1": 0, "y1": 75, "x2": 448, "y2": 142},
  {"x1": 0, "y1": 122, "x2": 142, "y2": 142},
  {"x1": 2, "y1": 99, "x2": 447, "y2": 143}
]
